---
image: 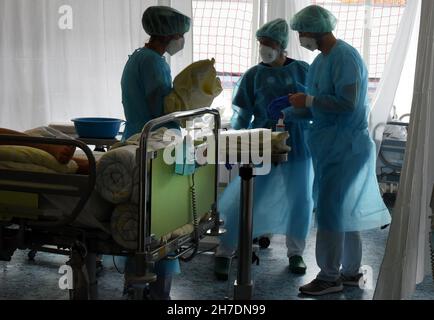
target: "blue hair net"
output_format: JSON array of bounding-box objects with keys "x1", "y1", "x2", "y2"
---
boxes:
[
  {"x1": 142, "y1": 6, "x2": 191, "y2": 36},
  {"x1": 256, "y1": 19, "x2": 289, "y2": 49},
  {"x1": 290, "y1": 5, "x2": 337, "y2": 33}
]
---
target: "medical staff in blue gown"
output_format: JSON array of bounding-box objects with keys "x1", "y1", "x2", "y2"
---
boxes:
[
  {"x1": 121, "y1": 6, "x2": 190, "y2": 141},
  {"x1": 120, "y1": 5, "x2": 191, "y2": 300},
  {"x1": 289, "y1": 5, "x2": 391, "y2": 296},
  {"x1": 214, "y1": 19, "x2": 314, "y2": 280}
]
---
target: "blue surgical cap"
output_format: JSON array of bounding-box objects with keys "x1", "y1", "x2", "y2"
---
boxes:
[
  {"x1": 256, "y1": 19, "x2": 289, "y2": 49},
  {"x1": 290, "y1": 5, "x2": 337, "y2": 33},
  {"x1": 142, "y1": 6, "x2": 191, "y2": 36}
]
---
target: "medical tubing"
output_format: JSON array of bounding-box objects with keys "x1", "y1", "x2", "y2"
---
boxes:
[{"x1": 180, "y1": 174, "x2": 199, "y2": 262}]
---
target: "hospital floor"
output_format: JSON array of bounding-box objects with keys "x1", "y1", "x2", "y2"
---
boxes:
[{"x1": 0, "y1": 227, "x2": 433, "y2": 300}]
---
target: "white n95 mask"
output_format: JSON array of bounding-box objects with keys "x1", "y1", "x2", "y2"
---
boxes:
[
  {"x1": 259, "y1": 45, "x2": 279, "y2": 64},
  {"x1": 166, "y1": 37, "x2": 185, "y2": 56},
  {"x1": 300, "y1": 37, "x2": 318, "y2": 52}
]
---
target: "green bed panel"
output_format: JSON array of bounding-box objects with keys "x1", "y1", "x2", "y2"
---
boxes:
[
  {"x1": 150, "y1": 151, "x2": 216, "y2": 238},
  {"x1": 0, "y1": 191, "x2": 39, "y2": 220}
]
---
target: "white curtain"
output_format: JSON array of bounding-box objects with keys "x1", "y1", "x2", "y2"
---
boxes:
[
  {"x1": 369, "y1": 0, "x2": 421, "y2": 153},
  {"x1": 0, "y1": 0, "x2": 157, "y2": 131},
  {"x1": 374, "y1": 0, "x2": 434, "y2": 300},
  {"x1": 265, "y1": 0, "x2": 313, "y2": 63}
]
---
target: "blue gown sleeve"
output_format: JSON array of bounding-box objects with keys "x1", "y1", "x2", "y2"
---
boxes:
[
  {"x1": 231, "y1": 69, "x2": 256, "y2": 130},
  {"x1": 312, "y1": 52, "x2": 362, "y2": 114}
]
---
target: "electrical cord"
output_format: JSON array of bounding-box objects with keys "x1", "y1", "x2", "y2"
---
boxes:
[{"x1": 180, "y1": 174, "x2": 199, "y2": 262}]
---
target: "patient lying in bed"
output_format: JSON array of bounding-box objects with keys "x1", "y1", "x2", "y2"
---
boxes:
[
  {"x1": 0, "y1": 127, "x2": 92, "y2": 174},
  {"x1": 0, "y1": 126, "x2": 112, "y2": 231},
  {"x1": 0, "y1": 127, "x2": 207, "y2": 248}
]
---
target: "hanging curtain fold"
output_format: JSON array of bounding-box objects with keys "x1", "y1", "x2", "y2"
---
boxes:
[{"x1": 374, "y1": 0, "x2": 434, "y2": 300}]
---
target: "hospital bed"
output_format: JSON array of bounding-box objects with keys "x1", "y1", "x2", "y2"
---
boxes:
[
  {"x1": 0, "y1": 108, "x2": 221, "y2": 300},
  {"x1": 376, "y1": 120, "x2": 409, "y2": 209}
]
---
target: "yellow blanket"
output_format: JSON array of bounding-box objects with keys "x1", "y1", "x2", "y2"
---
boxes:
[{"x1": 0, "y1": 146, "x2": 78, "y2": 174}]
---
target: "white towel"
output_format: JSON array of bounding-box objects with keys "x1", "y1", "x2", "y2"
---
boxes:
[
  {"x1": 110, "y1": 203, "x2": 138, "y2": 250},
  {"x1": 95, "y1": 145, "x2": 137, "y2": 204},
  {"x1": 97, "y1": 128, "x2": 182, "y2": 205},
  {"x1": 110, "y1": 203, "x2": 196, "y2": 250}
]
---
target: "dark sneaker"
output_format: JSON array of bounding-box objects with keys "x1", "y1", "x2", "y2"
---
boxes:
[
  {"x1": 289, "y1": 255, "x2": 307, "y2": 275},
  {"x1": 340, "y1": 273, "x2": 364, "y2": 287},
  {"x1": 299, "y1": 279, "x2": 344, "y2": 296},
  {"x1": 214, "y1": 257, "x2": 231, "y2": 281}
]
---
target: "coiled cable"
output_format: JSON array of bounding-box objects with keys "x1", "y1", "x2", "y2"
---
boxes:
[{"x1": 180, "y1": 174, "x2": 199, "y2": 262}]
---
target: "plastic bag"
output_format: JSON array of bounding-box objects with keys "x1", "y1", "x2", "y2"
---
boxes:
[{"x1": 164, "y1": 58, "x2": 223, "y2": 114}]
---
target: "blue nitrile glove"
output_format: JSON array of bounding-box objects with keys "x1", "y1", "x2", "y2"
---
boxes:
[{"x1": 267, "y1": 95, "x2": 291, "y2": 121}]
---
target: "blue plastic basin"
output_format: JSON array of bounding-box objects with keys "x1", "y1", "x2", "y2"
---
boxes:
[{"x1": 71, "y1": 118, "x2": 124, "y2": 139}]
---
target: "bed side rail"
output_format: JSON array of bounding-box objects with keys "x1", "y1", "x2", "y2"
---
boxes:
[
  {"x1": 0, "y1": 135, "x2": 96, "y2": 228},
  {"x1": 135, "y1": 107, "x2": 221, "y2": 276}
]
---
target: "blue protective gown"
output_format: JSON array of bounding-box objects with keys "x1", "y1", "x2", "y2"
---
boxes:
[
  {"x1": 219, "y1": 59, "x2": 314, "y2": 249},
  {"x1": 121, "y1": 48, "x2": 173, "y2": 141},
  {"x1": 306, "y1": 40, "x2": 391, "y2": 232},
  {"x1": 121, "y1": 47, "x2": 180, "y2": 275}
]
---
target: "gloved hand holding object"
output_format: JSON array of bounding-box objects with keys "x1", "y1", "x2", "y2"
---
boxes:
[{"x1": 267, "y1": 95, "x2": 291, "y2": 120}]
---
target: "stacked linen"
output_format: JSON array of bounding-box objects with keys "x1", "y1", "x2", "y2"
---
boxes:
[
  {"x1": 110, "y1": 204, "x2": 138, "y2": 249},
  {"x1": 96, "y1": 128, "x2": 181, "y2": 205},
  {"x1": 95, "y1": 144, "x2": 138, "y2": 205},
  {"x1": 111, "y1": 203, "x2": 202, "y2": 250},
  {"x1": 218, "y1": 129, "x2": 291, "y2": 164},
  {"x1": 96, "y1": 128, "x2": 182, "y2": 248}
]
